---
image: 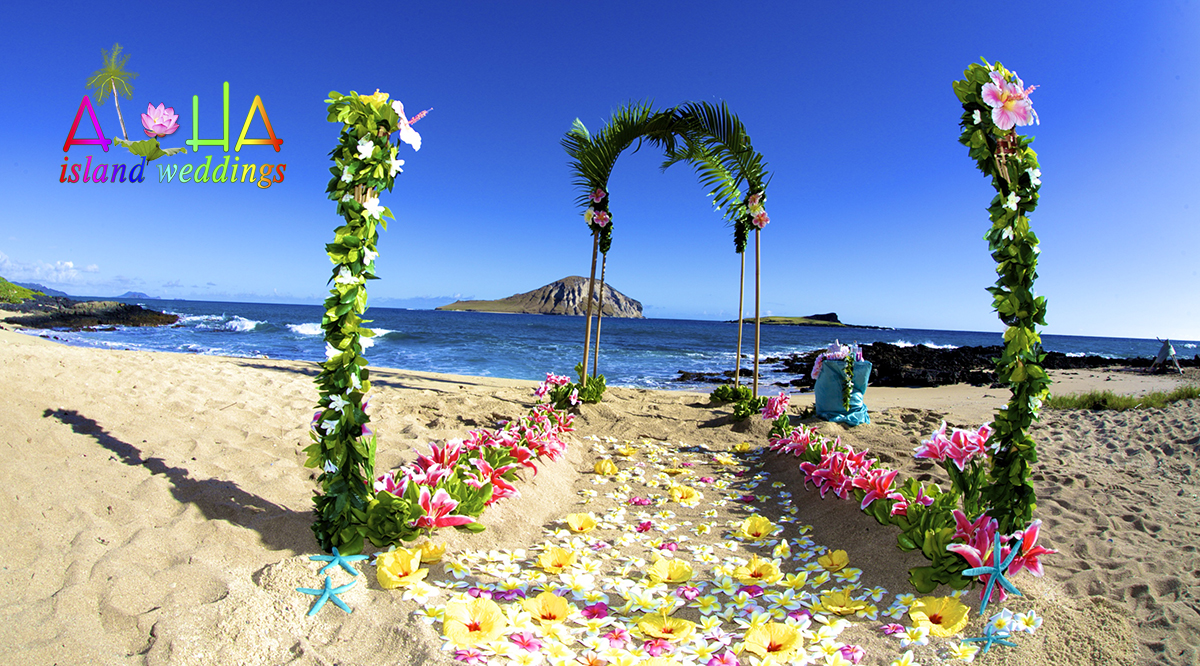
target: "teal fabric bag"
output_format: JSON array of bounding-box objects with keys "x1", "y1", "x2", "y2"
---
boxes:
[{"x1": 814, "y1": 359, "x2": 872, "y2": 425}]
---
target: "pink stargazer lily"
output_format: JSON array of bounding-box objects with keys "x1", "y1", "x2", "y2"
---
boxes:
[
  {"x1": 141, "y1": 103, "x2": 180, "y2": 138},
  {"x1": 1006, "y1": 519, "x2": 1056, "y2": 577},
  {"x1": 981, "y1": 70, "x2": 1039, "y2": 130},
  {"x1": 761, "y1": 391, "x2": 790, "y2": 420},
  {"x1": 415, "y1": 487, "x2": 474, "y2": 529},
  {"x1": 952, "y1": 509, "x2": 999, "y2": 553},
  {"x1": 947, "y1": 539, "x2": 1015, "y2": 604},
  {"x1": 851, "y1": 467, "x2": 899, "y2": 510},
  {"x1": 464, "y1": 457, "x2": 520, "y2": 505}
]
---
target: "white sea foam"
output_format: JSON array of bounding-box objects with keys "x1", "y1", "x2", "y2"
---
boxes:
[
  {"x1": 889, "y1": 339, "x2": 958, "y2": 349},
  {"x1": 1066, "y1": 352, "x2": 1086, "y2": 357},
  {"x1": 287, "y1": 323, "x2": 323, "y2": 336},
  {"x1": 1185, "y1": 343, "x2": 1197, "y2": 349},
  {"x1": 222, "y1": 316, "x2": 262, "y2": 332}
]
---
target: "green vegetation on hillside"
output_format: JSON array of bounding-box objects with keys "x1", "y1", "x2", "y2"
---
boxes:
[
  {"x1": 736, "y1": 316, "x2": 846, "y2": 327},
  {"x1": 0, "y1": 277, "x2": 42, "y2": 304},
  {"x1": 1045, "y1": 386, "x2": 1199, "y2": 411}
]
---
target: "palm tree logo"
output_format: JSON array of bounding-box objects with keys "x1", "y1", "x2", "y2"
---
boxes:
[{"x1": 85, "y1": 43, "x2": 137, "y2": 141}]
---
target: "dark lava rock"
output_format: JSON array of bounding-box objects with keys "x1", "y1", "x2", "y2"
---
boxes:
[{"x1": 4, "y1": 300, "x2": 178, "y2": 329}]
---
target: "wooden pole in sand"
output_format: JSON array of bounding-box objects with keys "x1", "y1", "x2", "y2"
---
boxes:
[
  {"x1": 581, "y1": 230, "x2": 599, "y2": 379},
  {"x1": 734, "y1": 250, "x2": 745, "y2": 386},
  {"x1": 753, "y1": 228, "x2": 761, "y2": 398},
  {"x1": 592, "y1": 252, "x2": 607, "y2": 379}
]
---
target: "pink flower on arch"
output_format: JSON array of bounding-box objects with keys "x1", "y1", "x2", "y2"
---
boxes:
[
  {"x1": 593, "y1": 210, "x2": 611, "y2": 228},
  {"x1": 589, "y1": 187, "x2": 607, "y2": 203},
  {"x1": 981, "y1": 70, "x2": 1039, "y2": 130},
  {"x1": 751, "y1": 209, "x2": 770, "y2": 229}
]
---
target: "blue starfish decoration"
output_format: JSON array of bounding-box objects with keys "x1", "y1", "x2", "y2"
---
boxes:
[
  {"x1": 296, "y1": 575, "x2": 356, "y2": 616},
  {"x1": 310, "y1": 547, "x2": 368, "y2": 576},
  {"x1": 962, "y1": 529, "x2": 1022, "y2": 616},
  {"x1": 962, "y1": 624, "x2": 1018, "y2": 654}
]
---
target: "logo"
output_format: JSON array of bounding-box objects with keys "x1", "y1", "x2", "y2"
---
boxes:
[{"x1": 63, "y1": 53, "x2": 287, "y2": 190}]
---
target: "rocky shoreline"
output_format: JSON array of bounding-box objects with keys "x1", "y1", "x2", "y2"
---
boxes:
[
  {"x1": 0, "y1": 296, "x2": 178, "y2": 330},
  {"x1": 676, "y1": 342, "x2": 1199, "y2": 389}
]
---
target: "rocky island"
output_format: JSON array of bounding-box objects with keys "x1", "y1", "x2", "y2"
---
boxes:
[
  {"x1": 437, "y1": 276, "x2": 644, "y2": 318},
  {"x1": 731, "y1": 312, "x2": 889, "y2": 329}
]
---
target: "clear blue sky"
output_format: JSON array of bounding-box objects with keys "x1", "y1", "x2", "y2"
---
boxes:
[{"x1": 1, "y1": 1, "x2": 1196, "y2": 340}]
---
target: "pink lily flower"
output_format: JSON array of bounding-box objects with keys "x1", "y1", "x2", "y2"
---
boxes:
[
  {"x1": 1006, "y1": 519, "x2": 1056, "y2": 577},
  {"x1": 373, "y1": 471, "x2": 406, "y2": 496},
  {"x1": 851, "y1": 467, "x2": 899, "y2": 510},
  {"x1": 952, "y1": 510, "x2": 999, "y2": 553},
  {"x1": 761, "y1": 391, "x2": 790, "y2": 420},
  {"x1": 415, "y1": 487, "x2": 474, "y2": 529},
  {"x1": 416, "y1": 440, "x2": 462, "y2": 470}
]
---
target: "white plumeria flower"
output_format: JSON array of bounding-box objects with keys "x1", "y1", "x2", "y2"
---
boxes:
[
  {"x1": 362, "y1": 197, "x2": 385, "y2": 219},
  {"x1": 947, "y1": 642, "x2": 980, "y2": 661},
  {"x1": 1026, "y1": 167, "x2": 1042, "y2": 186},
  {"x1": 900, "y1": 625, "x2": 931, "y2": 647},
  {"x1": 890, "y1": 650, "x2": 919, "y2": 666},
  {"x1": 356, "y1": 137, "x2": 375, "y2": 160},
  {"x1": 1004, "y1": 192, "x2": 1020, "y2": 211},
  {"x1": 988, "y1": 608, "x2": 1015, "y2": 633}
]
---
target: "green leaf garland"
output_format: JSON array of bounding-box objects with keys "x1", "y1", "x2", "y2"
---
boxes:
[{"x1": 954, "y1": 59, "x2": 1050, "y2": 532}]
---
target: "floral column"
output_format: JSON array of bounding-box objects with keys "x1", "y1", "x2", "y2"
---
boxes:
[{"x1": 304, "y1": 90, "x2": 425, "y2": 554}]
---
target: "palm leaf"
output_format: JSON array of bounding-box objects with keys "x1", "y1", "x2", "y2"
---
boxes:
[{"x1": 86, "y1": 43, "x2": 137, "y2": 105}]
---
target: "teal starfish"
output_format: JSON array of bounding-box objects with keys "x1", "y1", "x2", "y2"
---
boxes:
[
  {"x1": 297, "y1": 575, "x2": 355, "y2": 616},
  {"x1": 962, "y1": 530, "x2": 1022, "y2": 616},
  {"x1": 961, "y1": 623, "x2": 1018, "y2": 654},
  {"x1": 310, "y1": 547, "x2": 368, "y2": 576}
]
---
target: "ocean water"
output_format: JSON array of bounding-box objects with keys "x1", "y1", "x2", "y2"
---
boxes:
[{"x1": 29, "y1": 298, "x2": 1199, "y2": 391}]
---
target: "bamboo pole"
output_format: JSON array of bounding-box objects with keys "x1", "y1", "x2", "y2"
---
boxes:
[
  {"x1": 753, "y1": 228, "x2": 761, "y2": 398},
  {"x1": 592, "y1": 252, "x2": 608, "y2": 379},
  {"x1": 581, "y1": 231, "x2": 599, "y2": 378},
  {"x1": 734, "y1": 250, "x2": 745, "y2": 386}
]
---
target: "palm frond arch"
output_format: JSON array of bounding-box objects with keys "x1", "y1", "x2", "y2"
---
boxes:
[{"x1": 563, "y1": 101, "x2": 772, "y2": 397}]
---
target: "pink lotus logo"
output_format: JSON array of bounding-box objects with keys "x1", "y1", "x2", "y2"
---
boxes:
[{"x1": 141, "y1": 103, "x2": 179, "y2": 138}]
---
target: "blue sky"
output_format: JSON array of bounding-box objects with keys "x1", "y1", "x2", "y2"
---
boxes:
[{"x1": 1, "y1": 1, "x2": 1197, "y2": 340}]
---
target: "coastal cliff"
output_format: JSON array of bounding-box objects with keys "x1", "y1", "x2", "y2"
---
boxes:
[{"x1": 437, "y1": 276, "x2": 644, "y2": 318}]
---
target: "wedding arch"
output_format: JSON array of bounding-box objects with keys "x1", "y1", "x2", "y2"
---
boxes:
[{"x1": 562, "y1": 101, "x2": 772, "y2": 397}]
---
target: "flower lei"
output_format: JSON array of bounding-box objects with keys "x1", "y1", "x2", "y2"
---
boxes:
[
  {"x1": 953, "y1": 59, "x2": 1048, "y2": 532},
  {"x1": 304, "y1": 89, "x2": 425, "y2": 554}
]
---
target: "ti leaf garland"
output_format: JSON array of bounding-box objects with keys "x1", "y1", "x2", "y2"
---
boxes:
[{"x1": 953, "y1": 59, "x2": 1049, "y2": 532}]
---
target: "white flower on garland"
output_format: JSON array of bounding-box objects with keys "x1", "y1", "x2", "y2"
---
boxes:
[
  {"x1": 325, "y1": 342, "x2": 340, "y2": 360},
  {"x1": 356, "y1": 137, "x2": 375, "y2": 160},
  {"x1": 1026, "y1": 167, "x2": 1042, "y2": 187},
  {"x1": 324, "y1": 460, "x2": 338, "y2": 474},
  {"x1": 972, "y1": 109, "x2": 982, "y2": 125},
  {"x1": 328, "y1": 393, "x2": 349, "y2": 413},
  {"x1": 321, "y1": 418, "x2": 340, "y2": 433},
  {"x1": 334, "y1": 266, "x2": 362, "y2": 285},
  {"x1": 362, "y1": 197, "x2": 385, "y2": 219},
  {"x1": 363, "y1": 246, "x2": 379, "y2": 266},
  {"x1": 341, "y1": 167, "x2": 353, "y2": 183},
  {"x1": 1004, "y1": 192, "x2": 1020, "y2": 211},
  {"x1": 341, "y1": 193, "x2": 353, "y2": 202},
  {"x1": 388, "y1": 148, "x2": 405, "y2": 177}
]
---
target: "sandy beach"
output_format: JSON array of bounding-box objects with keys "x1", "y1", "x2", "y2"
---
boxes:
[{"x1": 1, "y1": 323, "x2": 1196, "y2": 666}]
